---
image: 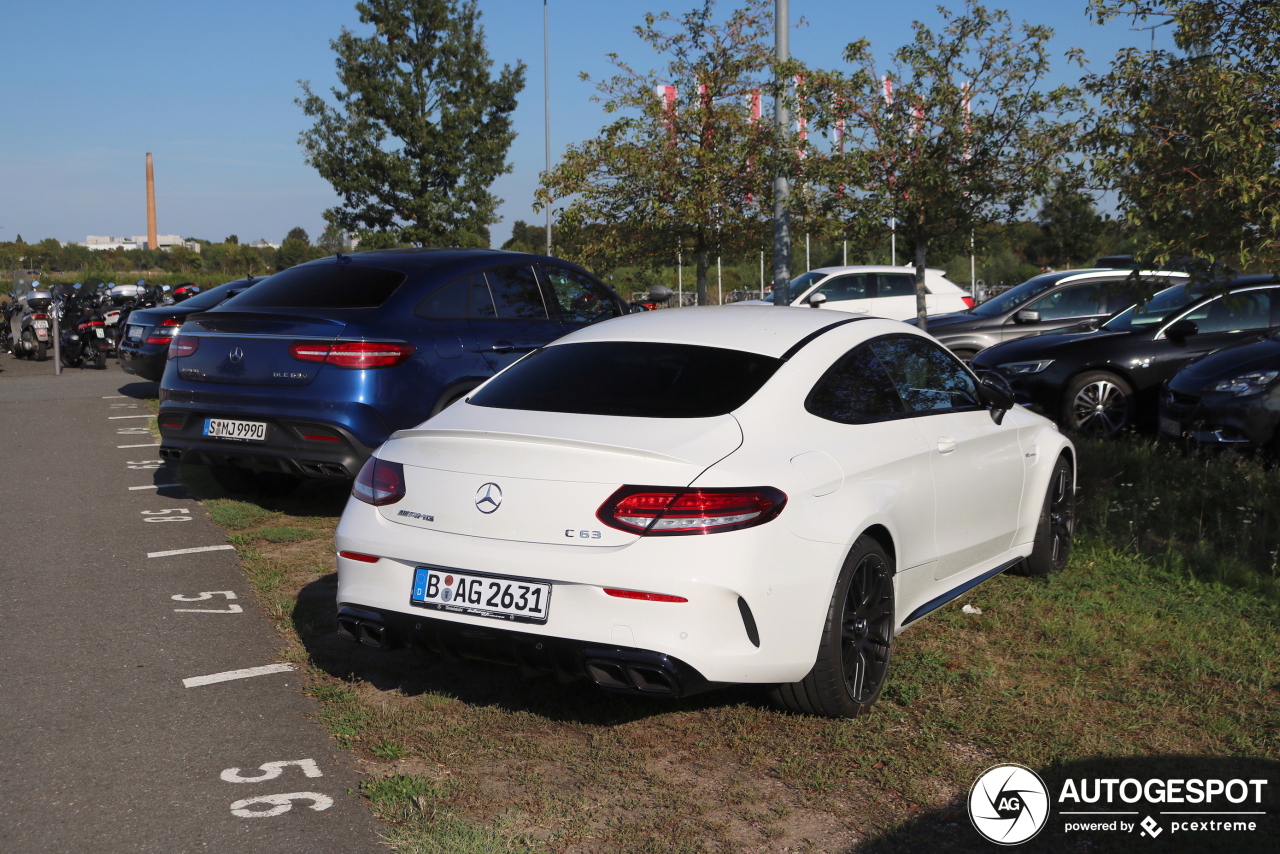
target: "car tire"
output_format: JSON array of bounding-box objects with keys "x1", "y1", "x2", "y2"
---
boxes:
[
  {"x1": 1017, "y1": 455, "x2": 1075, "y2": 577},
  {"x1": 771, "y1": 535, "x2": 895, "y2": 718},
  {"x1": 1062, "y1": 371, "x2": 1133, "y2": 438}
]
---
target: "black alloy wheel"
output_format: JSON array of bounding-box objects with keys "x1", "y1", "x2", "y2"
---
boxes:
[
  {"x1": 1063, "y1": 371, "x2": 1133, "y2": 438},
  {"x1": 1020, "y1": 455, "x2": 1075, "y2": 577},
  {"x1": 772, "y1": 536, "x2": 895, "y2": 718}
]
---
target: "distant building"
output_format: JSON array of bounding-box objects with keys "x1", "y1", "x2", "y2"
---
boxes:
[
  {"x1": 80, "y1": 234, "x2": 195, "y2": 251},
  {"x1": 245, "y1": 239, "x2": 281, "y2": 251}
]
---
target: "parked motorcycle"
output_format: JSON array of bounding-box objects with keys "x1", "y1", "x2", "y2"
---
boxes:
[
  {"x1": 1, "y1": 293, "x2": 23, "y2": 355},
  {"x1": 58, "y1": 284, "x2": 110, "y2": 369}
]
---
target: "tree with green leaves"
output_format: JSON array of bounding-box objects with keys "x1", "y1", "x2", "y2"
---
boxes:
[
  {"x1": 298, "y1": 0, "x2": 525, "y2": 248},
  {"x1": 1085, "y1": 0, "x2": 1280, "y2": 272},
  {"x1": 805, "y1": 1, "x2": 1086, "y2": 329},
  {"x1": 1026, "y1": 179, "x2": 1105, "y2": 268},
  {"x1": 537, "y1": 0, "x2": 783, "y2": 306}
]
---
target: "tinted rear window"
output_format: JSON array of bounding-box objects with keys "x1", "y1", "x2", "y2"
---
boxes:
[
  {"x1": 226, "y1": 264, "x2": 405, "y2": 309},
  {"x1": 469, "y1": 341, "x2": 782, "y2": 418},
  {"x1": 180, "y1": 280, "x2": 250, "y2": 310}
]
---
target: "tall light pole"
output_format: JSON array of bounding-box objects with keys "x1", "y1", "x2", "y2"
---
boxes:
[
  {"x1": 772, "y1": 0, "x2": 791, "y2": 306},
  {"x1": 544, "y1": 0, "x2": 553, "y2": 255}
]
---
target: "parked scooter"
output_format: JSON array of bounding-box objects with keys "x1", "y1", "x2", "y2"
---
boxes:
[{"x1": 13, "y1": 284, "x2": 55, "y2": 360}]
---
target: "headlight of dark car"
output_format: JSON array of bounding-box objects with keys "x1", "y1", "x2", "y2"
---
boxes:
[
  {"x1": 998, "y1": 359, "x2": 1054, "y2": 376},
  {"x1": 1212, "y1": 370, "x2": 1279, "y2": 397}
]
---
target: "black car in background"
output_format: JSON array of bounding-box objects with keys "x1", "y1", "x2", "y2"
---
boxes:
[
  {"x1": 971, "y1": 275, "x2": 1280, "y2": 437},
  {"x1": 1160, "y1": 333, "x2": 1280, "y2": 450},
  {"x1": 118, "y1": 277, "x2": 262, "y2": 381},
  {"x1": 914, "y1": 269, "x2": 1159, "y2": 362}
]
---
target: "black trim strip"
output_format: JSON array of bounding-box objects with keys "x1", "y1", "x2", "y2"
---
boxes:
[
  {"x1": 779, "y1": 316, "x2": 870, "y2": 361},
  {"x1": 901, "y1": 558, "x2": 1022, "y2": 625}
]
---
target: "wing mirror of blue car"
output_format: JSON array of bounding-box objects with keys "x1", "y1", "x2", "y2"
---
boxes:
[
  {"x1": 1164, "y1": 318, "x2": 1199, "y2": 343},
  {"x1": 807, "y1": 292, "x2": 827, "y2": 308},
  {"x1": 979, "y1": 373, "x2": 1016, "y2": 424},
  {"x1": 1014, "y1": 309, "x2": 1041, "y2": 324}
]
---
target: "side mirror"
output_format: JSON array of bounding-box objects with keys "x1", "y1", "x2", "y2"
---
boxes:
[
  {"x1": 1073, "y1": 318, "x2": 1099, "y2": 332},
  {"x1": 808, "y1": 292, "x2": 828, "y2": 309},
  {"x1": 1014, "y1": 309, "x2": 1041, "y2": 324},
  {"x1": 978, "y1": 372, "x2": 1015, "y2": 424},
  {"x1": 1164, "y1": 318, "x2": 1198, "y2": 342}
]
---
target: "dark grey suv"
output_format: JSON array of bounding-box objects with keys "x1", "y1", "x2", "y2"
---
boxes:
[{"x1": 913, "y1": 269, "x2": 1187, "y2": 362}]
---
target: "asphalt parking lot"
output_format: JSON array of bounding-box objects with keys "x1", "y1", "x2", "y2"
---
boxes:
[{"x1": 0, "y1": 357, "x2": 379, "y2": 852}]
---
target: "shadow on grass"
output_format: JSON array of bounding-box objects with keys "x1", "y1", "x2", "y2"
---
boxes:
[
  {"x1": 855, "y1": 754, "x2": 1280, "y2": 854},
  {"x1": 177, "y1": 462, "x2": 351, "y2": 519},
  {"x1": 292, "y1": 572, "x2": 773, "y2": 727}
]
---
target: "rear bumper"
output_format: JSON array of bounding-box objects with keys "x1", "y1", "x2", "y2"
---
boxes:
[
  {"x1": 157, "y1": 410, "x2": 377, "y2": 478},
  {"x1": 334, "y1": 495, "x2": 848, "y2": 685},
  {"x1": 336, "y1": 604, "x2": 720, "y2": 698},
  {"x1": 117, "y1": 343, "x2": 167, "y2": 380}
]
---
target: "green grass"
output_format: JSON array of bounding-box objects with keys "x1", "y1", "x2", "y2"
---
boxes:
[{"x1": 179, "y1": 435, "x2": 1280, "y2": 853}]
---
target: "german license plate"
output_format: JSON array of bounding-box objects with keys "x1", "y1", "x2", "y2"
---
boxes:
[
  {"x1": 410, "y1": 566, "x2": 551, "y2": 624},
  {"x1": 33, "y1": 320, "x2": 49, "y2": 329},
  {"x1": 1158, "y1": 415, "x2": 1181, "y2": 437},
  {"x1": 126, "y1": 325, "x2": 144, "y2": 342},
  {"x1": 204, "y1": 418, "x2": 267, "y2": 442}
]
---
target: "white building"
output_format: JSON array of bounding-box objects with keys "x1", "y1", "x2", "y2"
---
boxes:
[{"x1": 80, "y1": 234, "x2": 193, "y2": 251}]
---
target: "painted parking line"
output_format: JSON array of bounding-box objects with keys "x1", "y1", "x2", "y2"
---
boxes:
[
  {"x1": 148, "y1": 545, "x2": 235, "y2": 558},
  {"x1": 102, "y1": 395, "x2": 127, "y2": 398},
  {"x1": 118, "y1": 443, "x2": 160, "y2": 448},
  {"x1": 129, "y1": 484, "x2": 183, "y2": 491},
  {"x1": 183, "y1": 664, "x2": 295, "y2": 688},
  {"x1": 108, "y1": 415, "x2": 153, "y2": 420}
]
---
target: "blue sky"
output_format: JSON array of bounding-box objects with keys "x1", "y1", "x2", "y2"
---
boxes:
[{"x1": 1, "y1": 0, "x2": 1171, "y2": 247}]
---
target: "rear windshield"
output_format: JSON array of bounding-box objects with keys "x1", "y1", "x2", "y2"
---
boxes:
[
  {"x1": 225, "y1": 264, "x2": 405, "y2": 309},
  {"x1": 180, "y1": 280, "x2": 254, "y2": 310},
  {"x1": 469, "y1": 341, "x2": 783, "y2": 418}
]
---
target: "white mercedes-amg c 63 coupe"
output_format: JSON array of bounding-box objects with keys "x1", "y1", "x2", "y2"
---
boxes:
[{"x1": 334, "y1": 306, "x2": 1075, "y2": 718}]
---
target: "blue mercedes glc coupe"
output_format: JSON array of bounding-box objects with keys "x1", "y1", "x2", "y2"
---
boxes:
[{"x1": 157, "y1": 249, "x2": 628, "y2": 494}]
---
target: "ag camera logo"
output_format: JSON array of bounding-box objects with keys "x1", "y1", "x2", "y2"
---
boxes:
[{"x1": 969, "y1": 764, "x2": 1050, "y2": 845}]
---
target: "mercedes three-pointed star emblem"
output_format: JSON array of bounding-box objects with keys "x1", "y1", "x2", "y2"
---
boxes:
[
  {"x1": 228, "y1": 346, "x2": 244, "y2": 363},
  {"x1": 474, "y1": 482, "x2": 502, "y2": 513}
]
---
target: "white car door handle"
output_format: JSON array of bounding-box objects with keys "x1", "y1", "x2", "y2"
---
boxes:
[{"x1": 937, "y1": 437, "x2": 957, "y2": 454}]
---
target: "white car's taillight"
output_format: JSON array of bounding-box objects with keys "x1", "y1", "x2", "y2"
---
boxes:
[
  {"x1": 353, "y1": 457, "x2": 406, "y2": 506},
  {"x1": 597, "y1": 486, "x2": 786, "y2": 536}
]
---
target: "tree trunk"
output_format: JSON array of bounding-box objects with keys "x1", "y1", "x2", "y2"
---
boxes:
[
  {"x1": 695, "y1": 245, "x2": 709, "y2": 306},
  {"x1": 914, "y1": 233, "x2": 928, "y2": 333}
]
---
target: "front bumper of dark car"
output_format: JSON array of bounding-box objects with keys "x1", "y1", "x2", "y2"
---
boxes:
[{"x1": 1158, "y1": 384, "x2": 1280, "y2": 448}]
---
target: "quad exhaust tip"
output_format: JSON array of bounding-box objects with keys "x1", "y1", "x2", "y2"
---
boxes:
[
  {"x1": 585, "y1": 656, "x2": 680, "y2": 695},
  {"x1": 336, "y1": 610, "x2": 393, "y2": 649}
]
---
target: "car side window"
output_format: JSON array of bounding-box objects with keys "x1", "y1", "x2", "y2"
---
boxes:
[
  {"x1": 805, "y1": 343, "x2": 905, "y2": 424},
  {"x1": 813, "y1": 274, "x2": 869, "y2": 302},
  {"x1": 870, "y1": 335, "x2": 981, "y2": 414},
  {"x1": 1182, "y1": 290, "x2": 1272, "y2": 334},
  {"x1": 482, "y1": 265, "x2": 550, "y2": 320},
  {"x1": 876, "y1": 273, "x2": 917, "y2": 298},
  {"x1": 540, "y1": 265, "x2": 622, "y2": 324},
  {"x1": 1025, "y1": 283, "x2": 1104, "y2": 320},
  {"x1": 415, "y1": 273, "x2": 491, "y2": 319}
]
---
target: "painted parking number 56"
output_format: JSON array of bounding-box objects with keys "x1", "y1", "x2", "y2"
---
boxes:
[
  {"x1": 220, "y1": 759, "x2": 333, "y2": 819},
  {"x1": 142, "y1": 508, "x2": 191, "y2": 522}
]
